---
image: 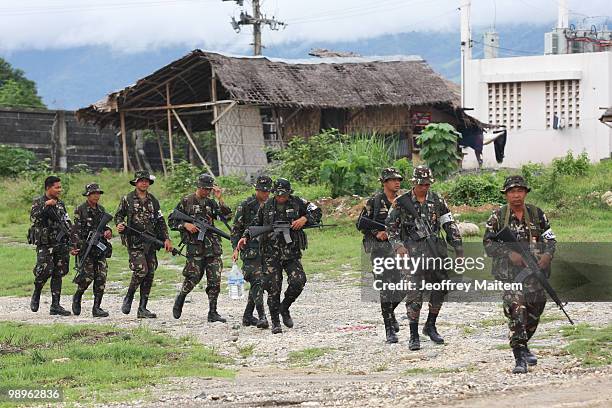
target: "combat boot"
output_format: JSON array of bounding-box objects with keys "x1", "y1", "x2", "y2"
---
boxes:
[
  {"x1": 422, "y1": 313, "x2": 444, "y2": 344},
  {"x1": 49, "y1": 294, "x2": 71, "y2": 316},
  {"x1": 408, "y1": 322, "x2": 421, "y2": 351},
  {"x1": 121, "y1": 289, "x2": 135, "y2": 315},
  {"x1": 279, "y1": 301, "x2": 294, "y2": 328},
  {"x1": 72, "y1": 290, "x2": 84, "y2": 316},
  {"x1": 30, "y1": 284, "x2": 43, "y2": 312},
  {"x1": 173, "y1": 293, "x2": 187, "y2": 319},
  {"x1": 242, "y1": 299, "x2": 258, "y2": 326},
  {"x1": 390, "y1": 311, "x2": 400, "y2": 333},
  {"x1": 512, "y1": 347, "x2": 528, "y2": 374},
  {"x1": 384, "y1": 317, "x2": 398, "y2": 344},
  {"x1": 137, "y1": 296, "x2": 157, "y2": 318},
  {"x1": 256, "y1": 304, "x2": 269, "y2": 329},
  {"x1": 524, "y1": 347, "x2": 538, "y2": 366},
  {"x1": 207, "y1": 299, "x2": 227, "y2": 323},
  {"x1": 270, "y1": 314, "x2": 283, "y2": 334},
  {"x1": 92, "y1": 293, "x2": 109, "y2": 317}
]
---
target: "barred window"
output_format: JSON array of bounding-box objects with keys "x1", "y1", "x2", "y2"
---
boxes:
[
  {"x1": 546, "y1": 80, "x2": 580, "y2": 129},
  {"x1": 487, "y1": 82, "x2": 522, "y2": 130}
]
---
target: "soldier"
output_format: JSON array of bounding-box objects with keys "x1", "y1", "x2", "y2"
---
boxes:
[
  {"x1": 28, "y1": 175, "x2": 72, "y2": 316},
  {"x1": 236, "y1": 178, "x2": 322, "y2": 334},
  {"x1": 71, "y1": 183, "x2": 112, "y2": 317},
  {"x1": 170, "y1": 174, "x2": 232, "y2": 323},
  {"x1": 115, "y1": 170, "x2": 173, "y2": 318},
  {"x1": 231, "y1": 175, "x2": 273, "y2": 329},
  {"x1": 386, "y1": 165, "x2": 463, "y2": 350},
  {"x1": 483, "y1": 175, "x2": 556, "y2": 374},
  {"x1": 357, "y1": 168, "x2": 404, "y2": 344}
]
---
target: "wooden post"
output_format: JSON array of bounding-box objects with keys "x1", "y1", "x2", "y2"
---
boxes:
[
  {"x1": 119, "y1": 111, "x2": 128, "y2": 173},
  {"x1": 171, "y1": 109, "x2": 214, "y2": 176},
  {"x1": 166, "y1": 83, "x2": 174, "y2": 170},
  {"x1": 211, "y1": 70, "x2": 223, "y2": 176},
  {"x1": 154, "y1": 128, "x2": 167, "y2": 176}
]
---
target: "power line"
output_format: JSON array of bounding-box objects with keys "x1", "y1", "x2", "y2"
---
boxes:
[{"x1": 471, "y1": 39, "x2": 540, "y2": 56}]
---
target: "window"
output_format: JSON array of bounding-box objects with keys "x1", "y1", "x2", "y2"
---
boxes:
[
  {"x1": 546, "y1": 80, "x2": 580, "y2": 128},
  {"x1": 487, "y1": 82, "x2": 522, "y2": 129}
]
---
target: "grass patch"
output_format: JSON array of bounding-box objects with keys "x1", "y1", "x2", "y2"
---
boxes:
[
  {"x1": 561, "y1": 323, "x2": 612, "y2": 367},
  {"x1": 373, "y1": 362, "x2": 388, "y2": 372},
  {"x1": 0, "y1": 322, "x2": 234, "y2": 405},
  {"x1": 478, "y1": 317, "x2": 506, "y2": 328},
  {"x1": 288, "y1": 347, "x2": 333, "y2": 365},
  {"x1": 462, "y1": 326, "x2": 476, "y2": 335},
  {"x1": 238, "y1": 344, "x2": 255, "y2": 358}
]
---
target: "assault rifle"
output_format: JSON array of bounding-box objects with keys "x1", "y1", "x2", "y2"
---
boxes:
[
  {"x1": 248, "y1": 221, "x2": 337, "y2": 244},
  {"x1": 356, "y1": 214, "x2": 386, "y2": 232},
  {"x1": 49, "y1": 206, "x2": 72, "y2": 243},
  {"x1": 123, "y1": 224, "x2": 184, "y2": 257},
  {"x1": 169, "y1": 209, "x2": 231, "y2": 241},
  {"x1": 74, "y1": 212, "x2": 113, "y2": 283},
  {"x1": 494, "y1": 226, "x2": 574, "y2": 325},
  {"x1": 396, "y1": 195, "x2": 442, "y2": 258}
]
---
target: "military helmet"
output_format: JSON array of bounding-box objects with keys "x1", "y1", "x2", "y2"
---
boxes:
[
  {"x1": 379, "y1": 167, "x2": 404, "y2": 182},
  {"x1": 500, "y1": 175, "x2": 531, "y2": 193},
  {"x1": 272, "y1": 178, "x2": 293, "y2": 195},
  {"x1": 197, "y1": 174, "x2": 216, "y2": 189},
  {"x1": 254, "y1": 175, "x2": 273, "y2": 192},
  {"x1": 82, "y1": 183, "x2": 104, "y2": 196},
  {"x1": 130, "y1": 170, "x2": 155, "y2": 186},
  {"x1": 411, "y1": 165, "x2": 435, "y2": 184}
]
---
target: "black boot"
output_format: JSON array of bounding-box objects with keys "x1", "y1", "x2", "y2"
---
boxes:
[
  {"x1": 256, "y1": 303, "x2": 269, "y2": 329},
  {"x1": 137, "y1": 296, "x2": 157, "y2": 318},
  {"x1": 512, "y1": 347, "x2": 528, "y2": 374},
  {"x1": 423, "y1": 313, "x2": 444, "y2": 344},
  {"x1": 279, "y1": 301, "x2": 294, "y2": 328},
  {"x1": 207, "y1": 299, "x2": 227, "y2": 323},
  {"x1": 72, "y1": 290, "x2": 84, "y2": 316},
  {"x1": 30, "y1": 284, "x2": 43, "y2": 312},
  {"x1": 92, "y1": 293, "x2": 109, "y2": 317},
  {"x1": 524, "y1": 347, "x2": 538, "y2": 366},
  {"x1": 242, "y1": 299, "x2": 258, "y2": 326},
  {"x1": 390, "y1": 311, "x2": 400, "y2": 333},
  {"x1": 49, "y1": 294, "x2": 71, "y2": 316},
  {"x1": 121, "y1": 289, "x2": 135, "y2": 315},
  {"x1": 384, "y1": 317, "x2": 398, "y2": 344},
  {"x1": 173, "y1": 293, "x2": 187, "y2": 319},
  {"x1": 408, "y1": 322, "x2": 421, "y2": 350},
  {"x1": 270, "y1": 313, "x2": 283, "y2": 334}
]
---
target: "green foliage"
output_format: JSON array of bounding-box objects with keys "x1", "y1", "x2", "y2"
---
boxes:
[
  {"x1": 521, "y1": 162, "x2": 545, "y2": 190},
  {"x1": 392, "y1": 157, "x2": 414, "y2": 189},
  {"x1": 0, "y1": 145, "x2": 37, "y2": 177},
  {"x1": 561, "y1": 324, "x2": 612, "y2": 367},
  {"x1": 416, "y1": 123, "x2": 461, "y2": 180},
  {"x1": 164, "y1": 161, "x2": 205, "y2": 198},
  {"x1": 551, "y1": 151, "x2": 590, "y2": 177},
  {"x1": 0, "y1": 79, "x2": 45, "y2": 109},
  {"x1": 529, "y1": 152, "x2": 591, "y2": 205},
  {"x1": 445, "y1": 172, "x2": 506, "y2": 206},
  {"x1": 215, "y1": 175, "x2": 250, "y2": 195}
]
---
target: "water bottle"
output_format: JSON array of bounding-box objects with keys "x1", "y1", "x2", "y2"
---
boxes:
[{"x1": 228, "y1": 262, "x2": 244, "y2": 300}]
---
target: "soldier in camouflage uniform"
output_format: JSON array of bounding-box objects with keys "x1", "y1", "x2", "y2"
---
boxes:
[
  {"x1": 170, "y1": 174, "x2": 232, "y2": 323},
  {"x1": 357, "y1": 167, "x2": 404, "y2": 344},
  {"x1": 483, "y1": 175, "x2": 556, "y2": 374},
  {"x1": 115, "y1": 171, "x2": 173, "y2": 318},
  {"x1": 237, "y1": 178, "x2": 322, "y2": 334},
  {"x1": 71, "y1": 183, "x2": 112, "y2": 317},
  {"x1": 386, "y1": 165, "x2": 463, "y2": 350},
  {"x1": 231, "y1": 175, "x2": 273, "y2": 329},
  {"x1": 28, "y1": 176, "x2": 72, "y2": 316}
]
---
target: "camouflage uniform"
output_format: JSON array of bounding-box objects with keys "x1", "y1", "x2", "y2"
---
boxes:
[
  {"x1": 169, "y1": 187, "x2": 231, "y2": 313},
  {"x1": 483, "y1": 177, "x2": 556, "y2": 351},
  {"x1": 386, "y1": 165, "x2": 463, "y2": 348},
  {"x1": 231, "y1": 175, "x2": 273, "y2": 327},
  {"x1": 71, "y1": 183, "x2": 112, "y2": 317},
  {"x1": 356, "y1": 167, "x2": 403, "y2": 342},
  {"x1": 29, "y1": 195, "x2": 71, "y2": 314},
  {"x1": 247, "y1": 178, "x2": 322, "y2": 333},
  {"x1": 115, "y1": 171, "x2": 169, "y2": 317}
]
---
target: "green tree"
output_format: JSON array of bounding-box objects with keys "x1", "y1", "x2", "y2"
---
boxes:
[
  {"x1": 416, "y1": 123, "x2": 461, "y2": 180},
  {"x1": 0, "y1": 58, "x2": 45, "y2": 108}
]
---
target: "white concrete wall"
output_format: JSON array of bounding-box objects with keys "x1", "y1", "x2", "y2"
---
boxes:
[{"x1": 463, "y1": 51, "x2": 612, "y2": 168}]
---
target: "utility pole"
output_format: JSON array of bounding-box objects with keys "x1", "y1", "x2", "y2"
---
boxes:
[{"x1": 222, "y1": 0, "x2": 286, "y2": 56}]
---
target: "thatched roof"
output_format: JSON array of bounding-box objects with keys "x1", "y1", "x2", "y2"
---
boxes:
[
  {"x1": 77, "y1": 50, "x2": 467, "y2": 130},
  {"x1": 601, "y1": 107, "x2": 612, "y2": 123}
]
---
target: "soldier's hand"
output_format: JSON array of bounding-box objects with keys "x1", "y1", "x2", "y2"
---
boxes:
[
  {"x1": 184, "y1": 222, "x2": 199, "y2": 234},
  {"x1": 103, "y1": 230, "x2": 112, "y2": 240},
  {"x1": 232, "y1": 248, "x2": 239, "y2": 262},
  {"x1": 164, "y1": 239, "x2": 173, "y2": 252},
  {"x1": 537, "y1": 253, "x2": 552, "y2": 270},
  {"x1": 212, "y1": 185, "x2": 223, "y2": 200},
  {"x1": 395, "y1": 245, "x2": 409, "y2": 256},
  {"x1": 375, "y1": 231, "x2": 388, "y2": 241},
  {"x1": 236, "y1": 237, "x2": 247, "y2": 251},
  {"x1": 70, "y1": 248, "x2": 80, "y2": 256},
  {"x1": 509, "y1": 251, "x2": 525, "y2": 266},
  {"x1": 117, "y1": 223, "x2": 126, "y2": 233},
  {"x1": 291, "y1": 216, "x2": 307, "y2": 230},
  {"x1": 45, "y1": 199, "x2": 57, "y2": 207}
]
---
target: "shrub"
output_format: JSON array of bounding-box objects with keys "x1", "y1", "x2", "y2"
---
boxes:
[
  {"x1": 521, "y1": 162, "x2": 545, "y2": 190},
  {"x1": 164, "y1": 161, "x2": 205, "y2": 198},
  {"x1": 446, "y1": 173, "x2": 505, "y2": 207},
  {"x1": 551, "y1": 151, "x2": 590, "y2": 177},
  {"x1": 0, "y1": 145, "x2": 37, "y2": 177},
  {"x1": 416, "y1": 123, "x2": 461, "y2": 180}
]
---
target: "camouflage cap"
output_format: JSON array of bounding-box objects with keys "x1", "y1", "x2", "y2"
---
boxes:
[
  {"x1": 501, "y1": 175, "x2": 531, "y2": 193},
  {"x1": 197, "y1": 174, "x2": 216, "y2": 189},
  {"x1": 411, "y1": 165, "x2": 435, "y2": 184},
  {"x1": 82, "y1": 183, "x2": 104, "y2": 196},
  {"x1": 254, "y1": 175, "x2": 273, "y2": 192},
  {"x1": 272, "y1": 178, "x2": 293, "y2": 196},
  {"x1": 379, "y1": 167, "x2": 404, "y2": 182},
  {"x1": 130, "y1": 170, "x2": 155, "y2": 186}
]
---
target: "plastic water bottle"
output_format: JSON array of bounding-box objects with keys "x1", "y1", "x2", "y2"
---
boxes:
[{"x1": 228, "y1": 262, "x2": 244, "y2": 300}]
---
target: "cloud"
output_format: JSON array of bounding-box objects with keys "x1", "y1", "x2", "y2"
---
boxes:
[{"x1": 0, "y1": 0, "x2": 609, "y2": 53}]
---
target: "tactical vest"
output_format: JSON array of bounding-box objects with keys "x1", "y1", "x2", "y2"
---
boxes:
[
  {"x1": 124, "y1": 191, "x2": 162, "y2": 247},
  {"x1": 499, "y1": 204, "x2": 544, "y2": 242},
  {"x1": 261, "y1": 196, "x2": 308, "y2": 250}
]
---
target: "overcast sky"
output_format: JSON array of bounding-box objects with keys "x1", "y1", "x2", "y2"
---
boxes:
[{"x1": 0, "y1": 0, "x2": 609, "y2": 53}]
